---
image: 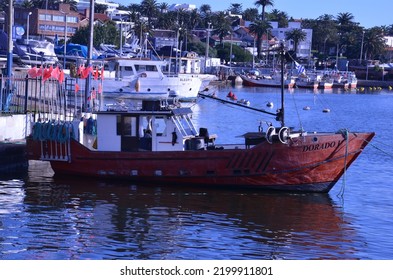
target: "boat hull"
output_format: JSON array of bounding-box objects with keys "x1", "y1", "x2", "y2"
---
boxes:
[
  {"x1": 26, "y1": 131, "x2": 374, "y2": 193},
  {"x1": 240, "y1": 74, "x2": 295, "y2": 88}
]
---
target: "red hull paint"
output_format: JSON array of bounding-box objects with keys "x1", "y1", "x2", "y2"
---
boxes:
[
  {"x1": 26, "y1": 131, "x2": 374, "y2": 193},
  {"x1": 240, "y1": 75, "x2": 295, "y2": 88}
]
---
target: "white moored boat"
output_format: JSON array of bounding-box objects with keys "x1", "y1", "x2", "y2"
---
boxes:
[{"x1": 99, "y1": 57, "x2": 202, "y2": 101}]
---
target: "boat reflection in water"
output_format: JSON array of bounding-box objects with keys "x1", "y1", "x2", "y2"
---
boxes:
[{"x1": 15, "y1": 161, "x2": 360, "y2": 260}]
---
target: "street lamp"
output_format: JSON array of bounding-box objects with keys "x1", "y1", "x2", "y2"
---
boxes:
[
  {"x1": 360, "y1": 30, "x2": 365, "y2": 63},
  {"x1": 26, "y1": 12, "x2": 32, "y2": 42}
]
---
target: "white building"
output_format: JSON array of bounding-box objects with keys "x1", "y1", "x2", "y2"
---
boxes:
[
  {"x1": 270, "y1": 21, "x2": 312, "y2": 60},
  {"x1": 168, "y1": 4, "x2": 197, "y2": 12},
  {"x1": 15, "y1": 0, "x2": 119, "y2": 12}
]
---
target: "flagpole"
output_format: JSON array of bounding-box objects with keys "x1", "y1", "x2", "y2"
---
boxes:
[{"x1": 85, "y1": 0, "x2": 95, "y2": 113}]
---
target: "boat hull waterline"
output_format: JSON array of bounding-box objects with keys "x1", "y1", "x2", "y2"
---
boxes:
[{"x1": 27, "y1": 131, "x2": 374, "y2": 193}]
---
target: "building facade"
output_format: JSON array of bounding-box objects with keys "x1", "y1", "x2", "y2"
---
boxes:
[{"x1": 14, "y1": 4, "x2": 80, "y2": 41}]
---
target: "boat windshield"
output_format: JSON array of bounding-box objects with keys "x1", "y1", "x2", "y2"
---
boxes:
[{"x1": 171, "y1": 115, "x2": 197, "y2": 137}]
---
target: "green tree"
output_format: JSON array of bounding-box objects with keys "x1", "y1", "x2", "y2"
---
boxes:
[
  {"x1": 70, "y1": 21, "x2": 120, "y2": 48},
  {"x1": 188, "y1": 41, "x2": 217, "y2": 57},
  {"x1": 363, "y1": 27, "x2": 387, "y2": 60},
  {"x1": 285, "y1": 28, "x2": 307, "y2": 55},
  {"x1": 211, "y1": 11, "x2": 232, "y2": 44},
  {"x1": 242, "y1": 8, "x2": 259, "y2": 22},
  {"x1": 140, "y1": 0, "x2": 158, "y2": 27},
  {"x1": 228, "y1": 3, "x2": 242, "y2": 15},
  {"x1": 62, "y1": 0, "x2": 78, "y2": 12},
  {"x1": 95, "y1": 3, "x2": 107, "y2": 14},
  {"x1": 158, "y1": 2, "x2": 169, "y2": 13},
  {"x1": 254, "y1": 0, "x2": 274, "y2": 21},
  {"x1": 199, "y1": 4, "x2": 212, "y2": 27},
  {"x1": 20, "y1": 0, "x2": 34, "y2": 8},
  {"x1": 249, "y1": 19, "x2": 272, "y2": 58},
  {"x1": 266, "y1": 9, "x2": 288, "y2": 27},
  {"x1": 215, "y1": 42, "x2": 253, "y2": 63},
  {"x1": 302, "y1": 14, "x2": 338, "y2": 58}
]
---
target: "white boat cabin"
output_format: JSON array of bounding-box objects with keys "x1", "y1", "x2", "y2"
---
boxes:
[
  {"x1": 106, "y1": 58, "x2": 167, "y2": 81},
  {"x1": 80, "y1": 100, "x2": 216, "y2": 152}
]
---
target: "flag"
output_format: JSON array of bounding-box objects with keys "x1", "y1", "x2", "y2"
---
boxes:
[
  {"x1": 43, "y1": 65, "x2": 53, "y2": 82},
  {"x1": 36, "y1": 66, "x2": 43, "y2": 77},
  {"x1": 82, "y1": 65, "x2": 93, "y2": 79},
  {"x1": 51, "y1": 66, "x2": 60, "y2": 80},
  {"x1": 58, "y1": 69, "x2": 65, "y2": 84},
  {"x1": 100, "y1": 67, "x2": 104, "y2": 80},
  {"x1": 28, "y1": 66, "x2": 38, "y2": 78},
  {"x1": 94, "y1": 67, "x2": 99, "y2": 80},
  {"x1": 295, "y1": 61, "x2": 306, "y2": 75},
  {"x1": 75, "y1": 83, "x2": 80, "y2": 93}
]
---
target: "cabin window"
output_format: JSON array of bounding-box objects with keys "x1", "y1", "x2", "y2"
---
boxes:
[
  {"x1": 117, "y1": 116, "x2": 137, "y2": 136},
  {"x1": 135, "y1": 65, "x2": 158, "y2": 72},
  {"x1": 139, "y1": 116, "x2": 153, "y2": 137},
  {"x1": 155, "y1": 117, "x2": 167, "y2": 136}
]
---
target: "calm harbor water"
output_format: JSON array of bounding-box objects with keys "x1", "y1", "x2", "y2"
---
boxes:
[{"x1": 1, "y1": 85, "x2": 393, "y2": 260}]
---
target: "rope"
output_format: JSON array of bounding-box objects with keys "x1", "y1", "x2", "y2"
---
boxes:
[
  {"x1": 290, "y1": 92, "x2": 304, "y2": 132},
  {"x1": 337, "y1": 129, "x2": 349, "y2": 198},
  {"x1": 367, "y1": 140, "x2": 393, "y2": 158}
]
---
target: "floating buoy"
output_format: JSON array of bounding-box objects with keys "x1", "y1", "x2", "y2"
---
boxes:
[
  {"x1": 388, "y1": 86, "x2": 392, "y2": 90},
  {"x1": 266, "y1": 101, "x2": 273, "y2": 108},
  {"x1": 227, "y1": 91, "x2": 234, "y2": 98},
  {"x1": 235, "y1": 76, "x2": 243, "y2": 85},
  {"x1": 237, "y1": 99, "x2": 250, "y2": 106},
  {"x1": 303, "y1": 106, "x2": 311, "y2": 110},
  {"x1": 322, "y1": 108, "x2": 330, "y2": 113}
]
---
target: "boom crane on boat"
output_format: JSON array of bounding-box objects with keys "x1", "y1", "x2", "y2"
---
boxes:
[{"x1": 199, "y1": 42, "x2": 288, "y2": 127}]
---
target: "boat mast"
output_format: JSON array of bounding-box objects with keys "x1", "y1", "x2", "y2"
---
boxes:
[{"x1": 278, "y1": 42, "x2": 285, "y2": 127}]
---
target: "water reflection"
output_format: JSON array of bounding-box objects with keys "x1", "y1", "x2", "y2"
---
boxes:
[{"x1": 0, "y1": 161, "x2": 360, "y2": 259}]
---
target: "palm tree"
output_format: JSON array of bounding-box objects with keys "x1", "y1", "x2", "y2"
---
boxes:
[
  {"x1": 336, "y1": 12, "x2": 355, "y2": 27},
  {"x1": 127, "y1": 4, "x2": 140, "y2": 23},
  {"x1": 199, "y1": 4, "x2": 212, "y2": 16},
  {"x1": 285, "y1": 28, "x2": 307, "y2": 56},
  {"x1": 254, "y1": 0, "x2": 274, "y2": 21},
  {"x1": 242, "y1": 8, "x2": 259, "y2": 21},
  {"x1": 140, "y1": 0, "x2": 159, "y2": 27},
  {"x1": 228, "y1": 3, "x2": 242, "y2": 15},
  {"x1": 211, "y1": 11, "x2": 232, "y2": 44},
  {"x1": 159, "y1": 2, "x2": 169, "y2": 13},
  {"x1": 267, "y1": 9, "x2": 288, "y2": 27},
  {"x1": 19, "y1": 0, "x2": 34, "y2": 8},
  {"x1": 199, "y1": 4, "x2": 212, "y2": 27},
  {"x1": 363, "y1": 27, "x2": 387, "y2": 60},
  {"x1": 95, "y1": 3, "x2": 107, "y2": 14},
  {"x1": 249, "y1": 19, "x2": 272, "y2": 58},
  {"x1": 61, "y1": 0, "x2": 78, "y2": 12}
]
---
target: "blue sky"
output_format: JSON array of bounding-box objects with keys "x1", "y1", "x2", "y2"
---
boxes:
[{"x1": 114, "y1": 0, "x2": 392, "y2": 28}]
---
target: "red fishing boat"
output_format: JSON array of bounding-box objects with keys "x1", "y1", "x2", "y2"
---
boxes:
[{"x1": 26, "y1": 45, "x2": 374, "y2": 193}]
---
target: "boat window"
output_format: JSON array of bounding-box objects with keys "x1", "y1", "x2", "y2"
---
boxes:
[
  {"x1": 139, "y1": 116, "x2": 153, "y2": 136},
  {"x1": 155, "y1": 117, "x2": 167, "y2": 136},
  {"x1": 135, "y1": 65, "x2": 158, "y2": 72},
  {"x1": 172, "y1": 115, "x2": 197, "y2": 137},
  {"x1": 117, "y1": 116, "x2": 137, "y2": 136}
]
